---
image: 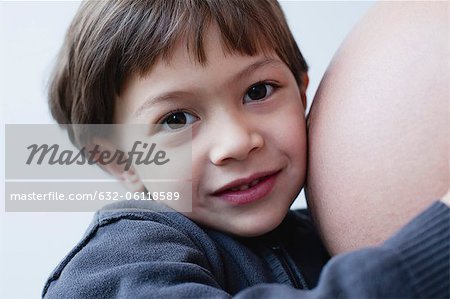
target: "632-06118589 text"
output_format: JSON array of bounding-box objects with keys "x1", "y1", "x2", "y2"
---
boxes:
[{"x1": 9, "y1": 191, "x2": 181, "y2": 201}]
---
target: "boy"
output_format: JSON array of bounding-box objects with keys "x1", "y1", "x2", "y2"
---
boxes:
[{"x1": 43, "y1": 1, "x2": 449, "y2": 298}]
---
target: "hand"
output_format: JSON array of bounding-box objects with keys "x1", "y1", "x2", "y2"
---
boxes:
[{"x1": 441, "y1": 188, "x2": 450, "y2": 207}]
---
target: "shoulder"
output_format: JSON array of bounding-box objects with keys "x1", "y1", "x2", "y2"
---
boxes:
[{"x1": 43, "y1": 201, "x2": 225, "y2": 298}]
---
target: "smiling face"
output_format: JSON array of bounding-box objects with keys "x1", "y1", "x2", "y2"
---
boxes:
[{"x1": 115, "y1": 25, "x2": 308, "y2": 236}]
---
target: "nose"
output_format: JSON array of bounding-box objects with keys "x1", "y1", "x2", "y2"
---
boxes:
[{"x1": 208, "y1": 113, "x2": 264, "y2": 165}]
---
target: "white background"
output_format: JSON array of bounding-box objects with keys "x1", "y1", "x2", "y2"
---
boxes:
[{"x1": 0, "y1": 1, "x2": 373, "y2": 298}]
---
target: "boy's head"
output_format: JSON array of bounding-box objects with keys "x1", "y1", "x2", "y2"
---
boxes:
[{"x1": 50, "y1": 0, "x2": 309, "y2": 236}]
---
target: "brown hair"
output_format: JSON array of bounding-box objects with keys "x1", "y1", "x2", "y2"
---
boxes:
[{"x1": 49, "y1": 0, "x2": 308, "y2": 129}]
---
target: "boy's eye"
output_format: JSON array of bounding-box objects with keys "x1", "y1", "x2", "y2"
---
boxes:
[
  {"x1": 161, "y1": 111, "x2": 198, "y2": 131},
  {"x1": 244, "y1": 83, "x2": 275, "y2": 103}
]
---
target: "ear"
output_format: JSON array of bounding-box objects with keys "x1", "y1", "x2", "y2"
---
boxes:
[
  {"x1": 121, "y1": 167, "x2": 146, "y2": 193},
  {"x1": 300, "y1": 73, "x2": 309, "y2": 109},
  {"x1": 85, "y1": 138, "x2": 145, "y2": 192}
]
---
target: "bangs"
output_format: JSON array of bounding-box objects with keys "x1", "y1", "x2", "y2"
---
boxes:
[
  {"x1": 115, "y1": 0, "x2": 307, "y2": 85},
  {"x1": 50, "y1": 0, "x2": 307, "y2": 127}
]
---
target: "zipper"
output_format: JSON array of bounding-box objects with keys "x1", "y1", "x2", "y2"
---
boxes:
[{"x1": 271, "y1": 245, "x2": 309, "y2": 289}]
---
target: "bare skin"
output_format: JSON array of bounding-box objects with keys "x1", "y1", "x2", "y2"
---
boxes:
[
  {"x1": 306, "y1": 2, "x2": 449, "y2": 255},
  {"x1": 442, "y1": 188, "x2": 450, "y2": 206}
]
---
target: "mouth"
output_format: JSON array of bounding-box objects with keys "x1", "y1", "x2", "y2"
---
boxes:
[{"x1": 211, "y1": 170, "x2": 281, "y2": 205}]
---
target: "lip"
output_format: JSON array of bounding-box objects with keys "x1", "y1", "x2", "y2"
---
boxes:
[{"x1": 211, "y1": 170, "x2": 281, "y2": 205}]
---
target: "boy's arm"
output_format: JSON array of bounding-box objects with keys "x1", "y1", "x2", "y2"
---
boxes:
[{"x1": 235, "y1": 201, "x2": 449, "y2": 299}]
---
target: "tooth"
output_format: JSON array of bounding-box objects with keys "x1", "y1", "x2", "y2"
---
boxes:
[
  {"x1": 250, "y1": 179, "x2": 259, "y2": 187},
  {"x1": 239, "y1": 185, "x2": 250, "y2": 191}
]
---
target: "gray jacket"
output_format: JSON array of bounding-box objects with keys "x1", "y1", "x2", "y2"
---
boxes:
[{"x1": 43, "y1": 201, "x2": 449, "y2": 298}]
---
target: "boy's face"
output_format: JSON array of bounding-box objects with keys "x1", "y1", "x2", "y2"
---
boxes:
[{"x1": 116, "y1": 25, "x2": 307, "y2": 236}]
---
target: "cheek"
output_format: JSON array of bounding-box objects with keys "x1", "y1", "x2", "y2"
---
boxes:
[
  {"x1": 259, "y1": 102, "x2": 307, "y2": 197},
  {"x1": 272, "y1": 103, "x2": 307, "y2": 164},
  {"x1": 188, "y1": 142, "x2": 211, "y2": 206},
  {"x1": 285, "y1": 118, "x2": 307, "y2": 180}
]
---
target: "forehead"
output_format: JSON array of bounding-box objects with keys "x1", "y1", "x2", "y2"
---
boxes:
[
  {"x1": 119, "y1": 23, "x2": 278, "y2": 97},
  {"x1": 137, "y1": 26, "x2": 285, "y2": 84},
  {"x1": 156, "y1": 23, "x2": 279, "y2": 74}
]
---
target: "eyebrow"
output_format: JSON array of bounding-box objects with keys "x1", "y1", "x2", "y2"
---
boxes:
[
  {"x1": 134, "y1": 91, "x2": 192, "y2": 118},
  {"x1": 133, "y1": 58, "x2": 282, "y2": 118}
]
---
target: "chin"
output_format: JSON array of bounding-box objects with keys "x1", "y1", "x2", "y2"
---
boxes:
[{"x1": 230, "y1": 206, "x2": 289, "y2": 237}]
